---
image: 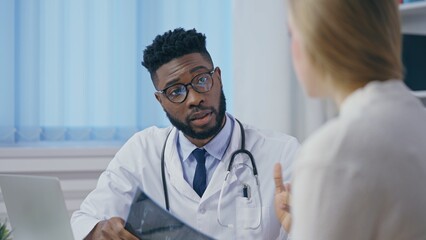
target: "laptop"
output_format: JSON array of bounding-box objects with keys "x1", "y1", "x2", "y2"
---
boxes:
[{"x1": 0, "y1": 174, "x2": 75, "y2": 240}]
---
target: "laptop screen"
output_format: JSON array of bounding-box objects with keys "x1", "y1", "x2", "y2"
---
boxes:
[{"x1": 0, "y1": 174, "x2": 75, "y2": 240}]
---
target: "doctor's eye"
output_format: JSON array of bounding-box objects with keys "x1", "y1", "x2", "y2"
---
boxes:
[
  {"x1": 166, "y1": 85, "x2": 186, "y2": 98},
  {"x1": 196, "y1": 75, "x2": 208, "y2": 85},
  {"x1": 193, "y1": 74, "x2": 212, "y2": 92}
]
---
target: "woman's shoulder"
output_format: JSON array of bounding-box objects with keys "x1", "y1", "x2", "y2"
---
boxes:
[{"x1": 296, "y1": 117, "x2": 353, "y2": 167}]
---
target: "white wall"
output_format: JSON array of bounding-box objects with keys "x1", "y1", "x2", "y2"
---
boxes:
[
  {"x1": 232, "y1": 0, "x2": 334, "y2": 141},
  {"x1": 232, "y1": 0, "x2": 294, "y2": 133}
]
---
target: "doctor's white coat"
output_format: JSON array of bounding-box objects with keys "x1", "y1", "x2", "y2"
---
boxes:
[{"x1": 71, "y1": 117, "x2": 299, "y2": 240}]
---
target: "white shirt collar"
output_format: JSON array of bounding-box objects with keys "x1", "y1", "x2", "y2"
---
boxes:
[{"x1": 178, "y1": 113, "x2": 234, "y2": 162}]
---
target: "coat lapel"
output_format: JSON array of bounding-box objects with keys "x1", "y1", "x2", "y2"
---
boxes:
[{"x1": 164, "y1": 128, "x2": 200, "y2": 201}]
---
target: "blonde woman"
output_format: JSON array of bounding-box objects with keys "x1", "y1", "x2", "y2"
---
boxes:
[{"x1": 274, "y1": 0, "x2": 426, "y2": 239}]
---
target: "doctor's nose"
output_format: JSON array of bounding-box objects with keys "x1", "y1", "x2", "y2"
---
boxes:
[{"x1": 185, "y1": 86, "x2": 205, "y2": 106}]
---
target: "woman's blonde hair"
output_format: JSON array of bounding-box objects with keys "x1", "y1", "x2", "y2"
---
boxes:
[{"x1": 288, "y1": 0, "x2": 403, "y2": 83}]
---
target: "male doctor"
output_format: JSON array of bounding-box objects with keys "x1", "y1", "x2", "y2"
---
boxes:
[{"x1": 71, "y1": 28, "x2": 299, "y2": 240}]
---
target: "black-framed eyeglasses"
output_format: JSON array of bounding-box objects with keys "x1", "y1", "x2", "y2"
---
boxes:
[{"x1": 157, "y1": 68, "x2": 216, "y2": 103}]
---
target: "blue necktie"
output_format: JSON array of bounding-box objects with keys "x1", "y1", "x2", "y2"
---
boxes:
[{"x1": 192, "y1": 148, "x2": 207, "y2": 197}]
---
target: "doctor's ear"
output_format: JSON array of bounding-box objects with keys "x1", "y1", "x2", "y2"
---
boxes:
[
  {"x1": 215, "y1": 67, "x2": 223, "y2": 86},
  {"x1": 154, "y1": 92, "x2": 163, "y2": 104}
]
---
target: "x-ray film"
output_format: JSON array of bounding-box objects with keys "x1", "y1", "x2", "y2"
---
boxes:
[{"x1": 125, "y1": 189, "x2": 214, "y2": 240}]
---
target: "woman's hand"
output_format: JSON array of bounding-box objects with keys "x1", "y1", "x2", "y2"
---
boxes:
[{"x1": 273, "y1": 163, "x2": 292, "y2": 233}]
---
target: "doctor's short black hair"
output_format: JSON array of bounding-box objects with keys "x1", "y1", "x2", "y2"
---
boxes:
[{"x1": 141, "y1": 28, "x2": 213, "y2": 81}]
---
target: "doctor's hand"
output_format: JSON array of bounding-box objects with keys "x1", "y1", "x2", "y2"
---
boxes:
[
  {"x1": 273, "y1": 163, "x2": 292, "y2": 233},
  {"x1": 84, "y1": 217, "x2": 139, "y2": 240}
]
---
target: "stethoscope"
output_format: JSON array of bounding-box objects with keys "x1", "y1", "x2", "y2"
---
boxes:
[{"x1": 161, "y1": 119, "x2": 262, "y2": 230}]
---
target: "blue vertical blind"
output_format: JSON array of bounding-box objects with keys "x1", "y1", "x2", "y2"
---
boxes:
[{"x1": 0, "y1": 0, "x2": 233, "y2": 144}]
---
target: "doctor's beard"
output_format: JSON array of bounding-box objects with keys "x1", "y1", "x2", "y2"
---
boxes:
[{"x1": 166, "y1": 89, "x2": 227, "y2": 140}]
